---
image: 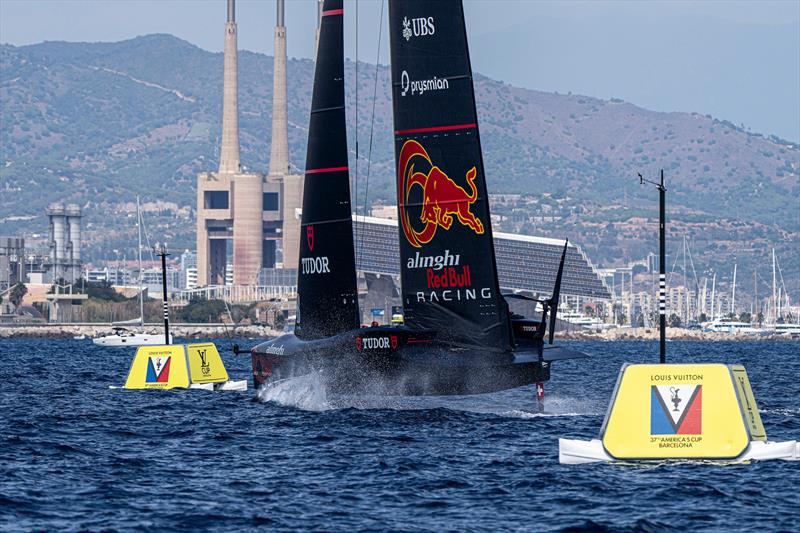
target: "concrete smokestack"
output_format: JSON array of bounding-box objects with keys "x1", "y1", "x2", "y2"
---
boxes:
[
  {"x1": 219, "y1": 0, "x2": 241, "y2": 174},
  {"x1": 47, "y1": 203, "x2": 66, "y2": 263},
  {"x1": 46, "y1": 202, "x2": 66, "y2": 281},
  {"x1": 66, "y1": 204, "x2": 82, "y2": 264},
  {"x1": 268, "y1": 0, "x2": 289, "y2": 179}
]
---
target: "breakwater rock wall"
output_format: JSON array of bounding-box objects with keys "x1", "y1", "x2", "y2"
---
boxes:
[
  {"x1": 557, "y1": 327, "x2": 795, "y2": 341},
  {"x1": 0, "y1": 323, "x2": 281, "y2": 340},
  {"x1": 1, "y1": 324, "x2": 794, "y2": 342}
]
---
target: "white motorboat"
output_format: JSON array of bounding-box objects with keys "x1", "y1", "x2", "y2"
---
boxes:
[
  {"x1": 93, "y1": 326, "x2": 173, "y2": 347},
  {"x1": 559, "y1": 310, "x2": 610, "y2": 331},
  {"x1": 771, "y1": 323, "x2": 800, "y2": 338},
  {"x1": 703, "y1": 319, "x2": 765, "y2": 335}
]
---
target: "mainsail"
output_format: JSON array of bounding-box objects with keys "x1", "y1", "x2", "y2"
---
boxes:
[
  {"x1": 388, "y1": 0, "x2": 512, "y2": 351},
  {"x1": 296, "y1": 0, "x2": 360, "y2": 339}
]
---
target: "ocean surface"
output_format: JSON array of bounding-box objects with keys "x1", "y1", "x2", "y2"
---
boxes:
[{"x1": 1, "y1": 338, "x2": 798, "y2": 531}]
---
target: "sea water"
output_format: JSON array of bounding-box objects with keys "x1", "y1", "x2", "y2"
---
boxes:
[{"x1": 1, "y1": 339, "x2": 797, "y2": 530}]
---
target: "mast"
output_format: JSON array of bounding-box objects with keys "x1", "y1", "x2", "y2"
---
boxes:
[
  {"x1": 731, "y1": 263, "x2": 737, "y2": 318},
  {"x1": 295, "y1": 0, "x2": 360, "y2": 339},
  {"x1": 772, "y1": 248, "x2": 777, "y2": 324},
  {"x1": 638, "y1": 169, "x2": 666, "y2": 362},
  {"x1": 754, "y1": 268, "x2": 759, "y2": 325},
  {"x1": 710, "y1": 272, "x2": 716, "y2": 321},
  {"x1": 701, "y1": 277, "x2": 707, "y2": 318},
  {"x1": 683, "y1": 235, "x2": 688, "y2": 325},
  {"x1": 137, "y1": 195, "x2": 144, "y2": 327},
  {"x1": 388, "y1": 0, "x2": 512, "y2": 352}
]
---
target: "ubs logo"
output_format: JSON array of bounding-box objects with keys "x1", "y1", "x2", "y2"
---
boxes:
[{"x1": 402, "y1": 16, "x2": 435, "y2": 41}]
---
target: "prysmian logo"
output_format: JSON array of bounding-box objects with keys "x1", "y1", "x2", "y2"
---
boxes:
[
  {"x1": 400, "y1": 70, "x2": 449, "y2": 97},
  {"x1": 402, "y1": 16, "x2": 435, "y2": 42}
]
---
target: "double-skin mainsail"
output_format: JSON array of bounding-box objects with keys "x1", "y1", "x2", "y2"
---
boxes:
[
  {"x1": 296, "y1": 0, "x2": 360, "y2": 339},
  {"x1": 388, "y1": 0, "x2": 512, "y2": 352}
]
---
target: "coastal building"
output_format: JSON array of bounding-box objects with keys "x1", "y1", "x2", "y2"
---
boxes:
[{"x1": 179, "y1": 251, "x2": 197, "y2": 289}]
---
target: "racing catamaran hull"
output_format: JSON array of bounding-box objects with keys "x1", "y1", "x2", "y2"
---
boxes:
[{"x1": 251, "y1": 329, "x2": 579, "y2": 396}]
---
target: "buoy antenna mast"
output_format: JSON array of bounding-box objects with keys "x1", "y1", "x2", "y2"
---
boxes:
[
  {"x1": 638, "y1": 170, "x2": 667, "y2": 363},
  {"x1": 153, "y1": 243, "x2": 172, "y2": 345}
]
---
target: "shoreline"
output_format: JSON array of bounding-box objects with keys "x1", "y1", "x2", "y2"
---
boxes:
[
  {"x1": 0, "y1": 324, "x2": 794, "y2": 341},
  {"x1": 558, "y1": 327, "x2": 796, "y2": 342},
  {"x1": 0, "y1": 323, "x2": 281, "y2": 340}
]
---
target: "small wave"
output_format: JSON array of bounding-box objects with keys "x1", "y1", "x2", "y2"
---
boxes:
[
  {"x1": 760, "y1": 407, "x2": 800, "y2": 416},
  {"x1": 498, "y1": 409, "x2": 587, "y2": 419}
]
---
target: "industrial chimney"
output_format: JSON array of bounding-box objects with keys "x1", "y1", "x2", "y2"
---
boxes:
[
  {"x1": 268, "y1": 0, "x2": 290, "y2": 179},
  {"x1": 219, "y1": 0, "x2": 241, "y2": 174}
]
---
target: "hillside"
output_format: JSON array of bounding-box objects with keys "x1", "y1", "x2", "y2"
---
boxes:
[{"x1": 1, "y1": 35, "x2": 797, "y2": 299}]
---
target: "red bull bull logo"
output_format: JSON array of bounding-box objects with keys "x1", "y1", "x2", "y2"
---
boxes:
[{"x1": 398, "y1": 140, "x2": 484, "y2": 248}]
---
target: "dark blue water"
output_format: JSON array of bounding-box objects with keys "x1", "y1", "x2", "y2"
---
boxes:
[{"x1": 1, "y1": 339, "x2": 798, "y2": 531}]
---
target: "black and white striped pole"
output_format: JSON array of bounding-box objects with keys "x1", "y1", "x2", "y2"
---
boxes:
[
  {"x1": 639, "y1": 170, "x2": 667, "y2": 363},
  {"x1": 155, "y1": 243, "x2": 171, "y2": 345}
]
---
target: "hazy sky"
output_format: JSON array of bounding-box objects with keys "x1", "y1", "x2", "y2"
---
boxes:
[{"x1": 1, "y1": 0, "x2": 798, "y2": 141}]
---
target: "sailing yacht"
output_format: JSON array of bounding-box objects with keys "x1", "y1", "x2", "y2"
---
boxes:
[
  {"x1": 93, "y1": 196, "x2": 173, "y2": 347},
  {"x1": 250, "y1": 0, "x2": 586, "y2": 399}
]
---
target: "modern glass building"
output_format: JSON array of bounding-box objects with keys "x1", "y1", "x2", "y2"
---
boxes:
[{"x1": 352, "y1": 216, "x2": 610, "y2": 300}]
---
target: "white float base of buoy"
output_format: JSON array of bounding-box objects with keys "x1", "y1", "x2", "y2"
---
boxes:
[
  {"x1": 559, "y1": 438, "x2": 800, "y2": 464},
  {"x1": 189, "y1": 380, "x2": 248, "y2": 392}
]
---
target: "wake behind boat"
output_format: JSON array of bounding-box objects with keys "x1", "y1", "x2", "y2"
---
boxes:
[{"x1": 250, "y1": 0, "x2": 587, "y2": 403}]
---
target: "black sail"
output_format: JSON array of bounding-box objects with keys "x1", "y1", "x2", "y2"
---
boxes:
[
  {"x1": 296, "y1": 0, "x2": 359, "y2": 339},
  {"x1": 388, "y1": 0, "x2": 512, "y2": 352}
]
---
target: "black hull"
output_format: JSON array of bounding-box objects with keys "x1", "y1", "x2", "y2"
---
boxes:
[{"x1": 251, "y1": 326, "x2": 584, "y2": 396}]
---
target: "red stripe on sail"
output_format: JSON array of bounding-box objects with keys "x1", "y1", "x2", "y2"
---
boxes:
[
  {"x1": 305, "y1": 166, "x2": 349, "y2": 174},
  {"x1": 395, "y1": 123, "x2": 477, "y2": 135},
  {"x1": 322, "y1": 9, "x2": 344, "y2": 17}
]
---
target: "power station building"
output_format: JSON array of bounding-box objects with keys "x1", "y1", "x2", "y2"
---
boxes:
[{"x1": 196, "y1": 0, "x2": 303, "y2": 287}]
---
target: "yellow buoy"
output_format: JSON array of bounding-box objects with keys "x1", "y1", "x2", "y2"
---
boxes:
[
  {"x1": 122, "y1": 343, "x2": 246, "y2": 391},
  {"x1": 559, "y1": 363, "x2": 797, "y2": 463},
  {"x1": 187, "y1": 343, "x2": 230, "y2": 384},
  {"x1": 123, "y1": 345, "x2": 190, "y2": 390}
]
